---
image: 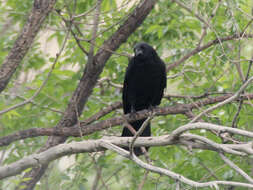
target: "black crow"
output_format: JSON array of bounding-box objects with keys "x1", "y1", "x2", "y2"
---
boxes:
[{"x1": 121, "y1": 42, "x2": 167, "y2": 155}]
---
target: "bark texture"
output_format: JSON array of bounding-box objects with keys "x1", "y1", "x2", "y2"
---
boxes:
[
  {"x1": 18, "y1": 1, "x2": 157, "y2": 189},
  {"x1": 0, "y1": 0, "x2": 57, "y2": 93}
]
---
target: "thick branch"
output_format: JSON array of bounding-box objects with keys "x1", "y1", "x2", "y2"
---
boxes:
[
  {"x1": 19, "y1": 1, "x2": 158, "y2": 188},
  {"x1": 0, "y1": 0, "x2": 57, "y2": 93},
  {"x1": 1, "y1": 93, "x2": 253, "y2": 147},
  {"x1": 0, "y1": 26, "x2": 70, "y2": 116},
  {"x1": 58, "y1": 0, "x2": 157, "y2": 128},
  {"x1": 1, "y1": 130, "x2": 253, "y2": 180}
]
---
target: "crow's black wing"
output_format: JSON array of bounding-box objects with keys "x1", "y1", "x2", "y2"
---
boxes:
[
  {"x1": 150, "y1": 59, "x2": 167, "y2": 106},
  {"x1": 122, "y1": 58, "x2": 134, "y2": 114},
  {"x1": 158, "y1": 60, "x2": 167, "y2": 103}
]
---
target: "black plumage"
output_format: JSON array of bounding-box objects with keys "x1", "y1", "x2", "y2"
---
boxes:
[{"x1": 121, "y1": 42, "x2": 167, "y2": 155}]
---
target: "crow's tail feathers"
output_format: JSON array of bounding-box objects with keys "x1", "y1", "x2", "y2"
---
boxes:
[{"x1": 121, "y1": 119, "x2": 150, "y2": 156}]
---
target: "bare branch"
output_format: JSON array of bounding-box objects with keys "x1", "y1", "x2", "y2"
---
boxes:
[
  {"x1": 138, "y1": 170, "x2": 149, "y2": 190},
  {"x1": 1, "y1": 92, "x2": 63, "y2": 114},
  {"x1": 170, "y1": 122, "x2": 253, "y2": 139},
  {"x1": 197, "y1": 0, "x2": 222, "y2": 47},
  {"x1": 231, "y1": 57, "x2": 253, "y2": 128},
  {"x1": 101, "y1": 141, "x2": 253, "y2": 189},
  {"x1": 1, "y1": 127, "x2": 253, "y2": 181},
  {"x1": 183, "y1": 133, "x2": 245, "y2": 156},
  {"x1": 130, "y1": 116, "x2": 153, "y2": 155},
  {"x1": 83, "y1": 101, "x2": 122, "y2": 125},
  {"x1": 164, "y1": 92, "x2": 232, "y2": 100},
  {"x1": 219, "y1": 153, "x2": 253, "y2": 184},
  {"x1": 87, "y1": 0, "x2": 102, "y2": 64}
]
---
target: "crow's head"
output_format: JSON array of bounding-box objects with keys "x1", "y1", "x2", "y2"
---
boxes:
[{"x1": 133, "y1": 42, "x2": 157, "y2": 60}]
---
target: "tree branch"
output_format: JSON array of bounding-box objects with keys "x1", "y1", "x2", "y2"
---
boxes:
[
  {"x1": 0, "y1": 0, "x2": 57, "y2": 93},
  {"x1": 101, "y1": 141, "x2": 253, "y2": 189},
  {"x1": 167, "y1": 33, "x2": 253, "y2": 71},
  {"x1": 18, "y1": 1, "x2": 158, "y2": 188},
  {"x1": 190, "y1": 76, "x2": 253, "y2": 122},
  {"x1": 231, "y1": 57, "x2": 253, "y2": 128},
  {"x1": 2, "y1": 93, "x2": 253, "y2": 147},
  {"x1": 82, "y1": 101, "x2": 122, "y2": 125},
  {"x1": 219, "y1": 153, "x2": 253, "y2": 184},
  {"x1": 1, "y1": 125, "x2": 253, "y2": 181},
  {"x1": 0, "y1": 26, "x2": 70, "y2": 115}
]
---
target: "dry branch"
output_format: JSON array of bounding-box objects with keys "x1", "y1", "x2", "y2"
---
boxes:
[
  {"x1": 102, "y1": 141, "x2": 253, "y2": 189},
  {"x1": 1, "y1": 123, "x2": 253, "y2": 180},
  {"x1": 101, "y1": 141, "x2": 253, "y2": 189},
  {"x1": 219, "y1": 153, "x2": 253, "y2": 184}
]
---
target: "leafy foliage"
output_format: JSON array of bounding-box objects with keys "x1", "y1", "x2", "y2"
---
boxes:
[{"x1": 0, "y1": 0, "x2": 253, "y2": 189}]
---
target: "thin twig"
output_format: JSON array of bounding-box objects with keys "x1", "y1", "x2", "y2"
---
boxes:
[
  {"x1": 56, "y1": 10, "x2": 89, "y2": 55},
  {"x1": 231, "y1": 57, "x2": 253, "y2": 128},
  {"x1": 91, "y1": 154, "x2": 109, "y2": 190},
  {"x1": 83, "y1": 101, "x2": 121, "y2": 125},
  {"x1": 138, "y1": 170, "x2": 149, "y2": 190},
  {"x1": 130, "y1": 116, "x2": 153, "y2": 155},
  {"x1": 87, "y1": 0, "x2": 102, "y2": 63},
  {"x1": 197, "y1": 0, "x2": 222, "y2": 47},
  {"x1": 73, "y1": 4, "x2": 97, "y2": 18},
  {"x1": 191, "y1": 76, "x2": 253, "y2": 122},
  {"x1": 167, "y1": 33, "x2": 253, "y2": 71},
  {"x1": 219, "y1": 153, "x2": 253, "y2": 184},
  {"x1": 97, "y1": 167, "x2": 123, "y2": 190},
  {"x1": 101, "y1": 141, "x2": 253, "y2": 189},
  {"x1": 1, "y1": 92, "x2": 63, "y2": 114},
  {"x1": 0, "y1": 30, "x2": 70, "y2": 115}
]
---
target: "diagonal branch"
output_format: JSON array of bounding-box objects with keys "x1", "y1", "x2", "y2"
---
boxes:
[
  {"x1": 167, "y1": 33, "x2": 253, "y2": 71},
  {"x1": 219, "y1": 153, "x2": 253, "y2": 184},
  {"x1": 0, "y1": 27, "x2": 70, "y2": 115},
  {"x1": 170, "y1": 122, "x2": 253, "y2": 140},
  {"x1": 231, "y1": 57, "x2": 253, "y2": 128},
  {"x1": 0, "y1": 0, "x2": 57, "y2": 93},
  {"x1": 190, "y1": 76, "x2": 253, "y2": 122},
  {"x1": 87, "y1": 0, "x2": 102, "y2": 64},
  {"x1": 102, "y1": 141, "x2": 253, "y2": 189},
  {"x1": 130, "y1": 116, "x2": 153, "y2": 155},
  {"x1": 82, "y1": 101, "x2": 122, "y2": 125}
]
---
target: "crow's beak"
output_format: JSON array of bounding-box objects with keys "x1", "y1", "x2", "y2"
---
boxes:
[{"x1": 135, "y1": 48, "x2": 143, "y2": 57}]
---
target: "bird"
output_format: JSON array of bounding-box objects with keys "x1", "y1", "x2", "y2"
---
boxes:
[{"x1": 121, "y1": 42, "x2": 167, "y2": 156}]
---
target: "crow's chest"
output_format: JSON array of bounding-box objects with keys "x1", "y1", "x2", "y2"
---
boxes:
[{"x1": 129, "y1": 64, "x2": 161, "y2": 88}]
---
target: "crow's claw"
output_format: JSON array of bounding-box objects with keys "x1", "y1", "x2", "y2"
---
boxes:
[
  {"x1": 148, "y1": 105, "x2": 155, "y2": 112},
  {"x1": 129, "y1": 108, "x2": 136, "y2": 118}
]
